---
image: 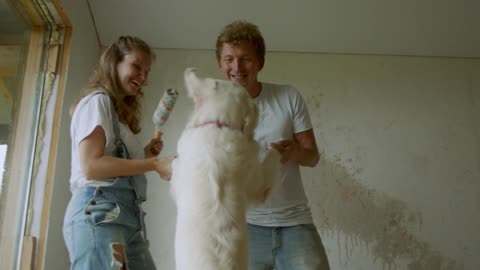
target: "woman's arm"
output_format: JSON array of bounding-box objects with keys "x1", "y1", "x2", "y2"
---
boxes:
[{"x1": 79, "y1": 126, "x2": 173, "y2": 180}]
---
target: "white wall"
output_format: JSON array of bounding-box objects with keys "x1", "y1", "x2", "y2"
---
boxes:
[
  {"x1": 137, "y1": 50, "x2": 479, "y2": 270},
  {"x1": 43, "y1": 12, "x2": 480, "y2": 267},
  {"x1": 43, "y1": 0, "x2": 99, "y2": 269}
]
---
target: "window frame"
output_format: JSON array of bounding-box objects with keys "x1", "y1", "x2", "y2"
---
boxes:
[{"x1": 0, "y1": 1, "x2": 71, "y2": 269}]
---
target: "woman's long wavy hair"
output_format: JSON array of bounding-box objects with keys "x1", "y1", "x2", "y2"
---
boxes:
[{"x1": 70, "y1": 36, "x2": 155, "y2": 134}]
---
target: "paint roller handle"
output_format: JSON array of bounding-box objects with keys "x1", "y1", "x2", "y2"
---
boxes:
[{"x1": 153, "y1": 88, "x2": 179, "y2": 130}]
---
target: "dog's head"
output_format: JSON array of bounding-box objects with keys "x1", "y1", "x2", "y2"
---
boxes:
[{"x1": 184, "y1": 68, "x2": 258, "y2": 138}]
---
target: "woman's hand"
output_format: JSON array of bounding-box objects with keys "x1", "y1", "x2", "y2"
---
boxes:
[
  {"x1": 144, "y1": 131, "x2": 164, "y2": 158},
  {"x1": 153, "y1": 156, "x2": 175, "y2": 181}
]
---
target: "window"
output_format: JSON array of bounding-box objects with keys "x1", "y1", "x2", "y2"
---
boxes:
[{"x1": 0, "y1": 0, "x2": 70, "y2": 269}]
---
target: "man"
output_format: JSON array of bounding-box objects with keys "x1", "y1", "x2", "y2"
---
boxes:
[{"x1": 216, "y1": 20, "x2": 329, "y2": 270}]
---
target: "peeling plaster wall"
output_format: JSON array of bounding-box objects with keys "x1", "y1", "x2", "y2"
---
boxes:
[
  {"x1": 43, "y1": 34, "x2": 480, "y2": 269},
  {"x1": 292, "y1": 55, "x2": 480, "y2": 270},
  {"x1": 138, "y1": 50, "x2": 479, "y2": 270},
  {"x1": 263, "y1": 55, "x2": 480, "y2": 270}
]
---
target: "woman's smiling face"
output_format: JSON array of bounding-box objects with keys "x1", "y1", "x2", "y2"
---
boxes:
[{"x1": 116, "y1": 48, "x2": 151, "y2": 96}]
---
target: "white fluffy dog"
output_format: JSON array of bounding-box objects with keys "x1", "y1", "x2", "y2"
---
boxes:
[{"x1": 170, "y1": 68, "x2": 281, "y2": 270}]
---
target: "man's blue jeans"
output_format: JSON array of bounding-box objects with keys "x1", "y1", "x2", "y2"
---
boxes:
[
  {"x1": 63, "y1": 177, "x2": 155, "y2": 270},
  {"x1": 248, "y1": 224, "x2": 330, "y2": 270}
]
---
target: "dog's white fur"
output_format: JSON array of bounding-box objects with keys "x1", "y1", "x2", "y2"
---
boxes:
[{"x1": 170, "y1": 68, "x2": 281, "y2": 270}]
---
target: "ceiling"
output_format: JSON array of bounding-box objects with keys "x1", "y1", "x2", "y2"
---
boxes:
[{"x1": 87, "y1": 0, "x2": 480, "y2": 58}]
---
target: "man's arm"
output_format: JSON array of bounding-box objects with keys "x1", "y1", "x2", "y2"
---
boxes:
[{"x1": 270, "y1": 129, "x2": 320, "y2": 167}]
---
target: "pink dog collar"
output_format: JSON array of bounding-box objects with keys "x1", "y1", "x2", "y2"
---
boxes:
[{"x1": 195, "y1": 120, "x2": 230, "y2": 129}]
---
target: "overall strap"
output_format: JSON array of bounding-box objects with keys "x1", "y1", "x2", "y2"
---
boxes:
[
  {"x1": 105, "y1": 95, "x2": 147, "y2": 202},
  {"x1": 91, "y1": 92, "x2": 149, "y2": 240},
  {"x1": 100, "y1": 93, "x2": 150, "y2": 240},
  {"x1": 108, "y1": 98, "x2": 131, "y2": 159}
]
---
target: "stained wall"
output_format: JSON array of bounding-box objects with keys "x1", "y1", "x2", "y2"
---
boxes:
[{"x1": 139, "y1": 50, "x2": 479, "y2": 270}]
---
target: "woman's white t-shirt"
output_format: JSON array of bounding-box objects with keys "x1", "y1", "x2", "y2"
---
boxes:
[{"x1": 69, "y1": 91, "x2": 143, "y2": 191}]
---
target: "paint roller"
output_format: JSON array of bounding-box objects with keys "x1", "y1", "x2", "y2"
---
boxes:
[{"x1": 152, "y1": 88, "x2": 179, "y2": 137}]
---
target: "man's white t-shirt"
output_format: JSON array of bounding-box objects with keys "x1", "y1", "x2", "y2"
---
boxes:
[
  {"x1": 69, "y1": 91, "x2": 143, "y2": 191},
  {"x1": 247, "y1": 82, "x2": 314, "y2": 226}
]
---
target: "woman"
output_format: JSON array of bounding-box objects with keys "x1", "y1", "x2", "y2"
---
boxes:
[{"x1": 63, "y1": 36, "x2": 173, "y2": 270}]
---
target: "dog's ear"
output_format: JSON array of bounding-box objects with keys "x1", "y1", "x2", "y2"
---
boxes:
[
  {"x1": 184, "y1": 68, "x2": 200, "y2": 101},
  {"x1": 184, "y1": 68, "x2": 217, "y2": 105},
  {"x1": 243, "y1": 99, "x2": 258, "y2": 139}
]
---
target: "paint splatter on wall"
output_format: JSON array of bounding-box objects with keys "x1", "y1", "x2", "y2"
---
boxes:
[{"x1": 301, "y1": 88, "x2": 466, "y2": 270}]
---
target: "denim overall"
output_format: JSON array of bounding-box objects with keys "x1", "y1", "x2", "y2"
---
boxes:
[{"x1": 63, "y1": 93, "x2": 155, "y2": 270}]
